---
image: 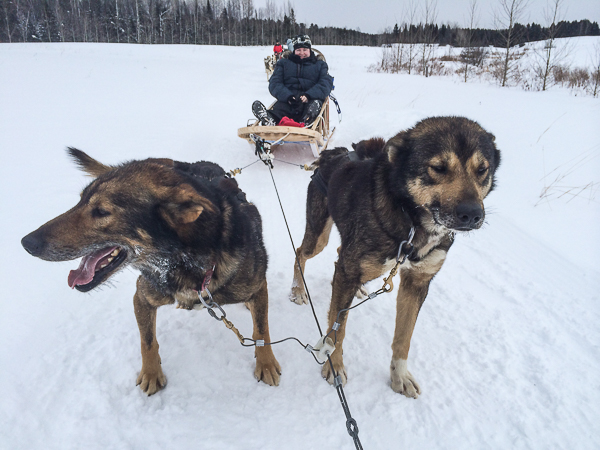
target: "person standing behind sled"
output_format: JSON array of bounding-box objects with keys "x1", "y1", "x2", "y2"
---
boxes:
[
  {"x1": 252, "y1": 35, "x2": 333, "y2": 127},
  {"x1": 273, "y1": 41, "x2": 283, "y2": 60}
]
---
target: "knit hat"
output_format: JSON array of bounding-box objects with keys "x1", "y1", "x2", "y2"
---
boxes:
[{"x1": 293, "y1": 35, "x2": 312, "y2": 50}]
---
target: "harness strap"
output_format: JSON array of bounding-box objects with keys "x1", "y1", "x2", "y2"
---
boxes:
[
  {"x1": 347, "y1": 150, "x2": 360, "y2": 162},
  {"x1": 310, "y1": 169, "x2": 329, "y2": 196}
]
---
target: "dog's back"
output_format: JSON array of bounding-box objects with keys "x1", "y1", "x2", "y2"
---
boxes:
[
  {"x1": 311, "y1": 137, "x2": 386, "y2": 194},
  {"x1": 174, "y1": 160, "x2": 227, "y2": 181}
]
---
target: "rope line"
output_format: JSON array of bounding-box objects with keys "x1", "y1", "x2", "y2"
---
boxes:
[
  {"x1": 265, "y1": 164, "x2": 323, "y2": 336},
  {"x1": 263, "y1": 156, "x2": 363, "y2": 450},
  {"x1": 216, "y1": 138, "x2": 365, "y2": 449}
]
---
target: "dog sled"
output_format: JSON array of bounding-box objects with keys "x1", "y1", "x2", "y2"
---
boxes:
[
  {"x1": 237, "y1": 97, "x2": 335, "y2": 158},
  {"x1": 243, "y1": 47, "x2": 338, "y2": 160}
]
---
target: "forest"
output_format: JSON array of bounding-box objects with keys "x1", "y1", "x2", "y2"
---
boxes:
[{"x1": 1, "y1": 0, "x2": 598, "y2": 47}]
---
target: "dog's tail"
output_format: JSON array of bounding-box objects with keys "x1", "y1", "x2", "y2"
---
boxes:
[
  {"x1": 310, "y1": 137, "x2": 385, "y2": 170},
  {"x1": 351, "y1": 137, "x2": 386, "y2": 160},
  {"x1": 309, "y1": 138, "x2": 385, "y2": 196},
  {"x1": 308, "y1": 146, "x2": 347, "y2": 171}
]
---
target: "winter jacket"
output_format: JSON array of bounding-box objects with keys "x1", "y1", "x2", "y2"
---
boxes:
[
  {"x1": 268, "y1": 52, "x2": 333, "y2": 103},
  {"x1": 273, "y1": 44, "x2": 283, "y2": 54}
]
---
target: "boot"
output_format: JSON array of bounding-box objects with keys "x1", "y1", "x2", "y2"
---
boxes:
[
  {"x1": 252, "y1": 101, "x2": 277, "y2": 126},
  {"x1": 303, "y1": 100, "x2": 323, "y2": 126}
]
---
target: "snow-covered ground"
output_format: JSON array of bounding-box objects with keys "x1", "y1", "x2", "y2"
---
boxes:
[{"x1": 1, "y1": 42, "x2": 599, "y2": 449}]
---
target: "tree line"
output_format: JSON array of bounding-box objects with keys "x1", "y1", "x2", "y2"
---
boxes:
[
  {"x1": 381, "y1": 20, "x2": 599, "y2": 48},
  {"x1": 0, "y1": 0, "x2": 378, "y2": 45},
  {"x1": 0, "y1": 0, "x2": 597, "y2": 46}
]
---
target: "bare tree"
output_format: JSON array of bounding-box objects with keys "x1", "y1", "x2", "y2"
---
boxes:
[
  {"x1": 537, "y1": 0, "x2": 566, "y2": 90},
  {"x1": 419, "y1": 0, "x2": 437, "y2": 77},
  {"x1": 115, "y1": 0, "x2": 120, "y2": 43},
  {"x1": 2, "y1": 0, "x2": 13, "y2": 42},
  {"x1": 592, "y1": 42, "x2": 600, "y2": 97},
  {"x1": 494, "y1": 0, "x2": 528, "y2": 87},
  {"x1": 241, "y1": 0, "x2": 253, "y2": 45},
  {"x1": 460, "y1": 0, "x2": 479, "y2": 82},
  {"x1": 135, "y1": 0, "x2": 141, "y2": 43},
  {"x1": 14, "y1": 0, "x2": 28, "y2": 42},
  {"x1": 405, "y1": 0, "x2": 418, "y2": 74}
]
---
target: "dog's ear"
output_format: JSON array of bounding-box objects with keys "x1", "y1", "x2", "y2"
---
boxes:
[
  {"x1": 160, "y1": 184, "x2": 216, "y2": 227},
  {"x1": 384, "y1": 131, "x2": 410, "y2": 163},
  {"x1": 68, "y1": 147, "x2": 112, "y2": 177}
]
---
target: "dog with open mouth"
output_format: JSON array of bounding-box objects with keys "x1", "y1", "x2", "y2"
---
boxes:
[
  {"x1": 290, "y1": 116, "x2": 501, "y2": 398},
  {"x1": 21, "y1": 149, "x2": 281, "y2": 395}
]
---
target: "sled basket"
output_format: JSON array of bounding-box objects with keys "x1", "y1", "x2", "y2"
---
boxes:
[{"x1": 237, "y1": 98, "x2": 334, "y2": 158}]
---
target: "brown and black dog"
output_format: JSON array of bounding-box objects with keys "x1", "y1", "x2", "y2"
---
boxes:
[
  {"x1": 21, "y1": 149, "x2": 281, "y2": 395},
  {"x1": 290, "y1": 116, "x2": 501, "y2": 398}
]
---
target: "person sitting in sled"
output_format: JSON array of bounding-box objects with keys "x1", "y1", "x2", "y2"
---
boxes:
[
  {"x1": 252, "y1": 35, "x2": 333, "y2": 127},
  {"x1": 273, "y1": 41, "x2": 284, "y2": 60}
]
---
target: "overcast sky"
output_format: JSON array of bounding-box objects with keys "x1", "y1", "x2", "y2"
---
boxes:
[{"x1": 253, "y1": 0, "x2": 600, "y2": 34}]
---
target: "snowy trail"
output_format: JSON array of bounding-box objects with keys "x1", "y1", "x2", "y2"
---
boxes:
[{"x1": 1, "y1": 43, "x2": 599, "y2": 449}]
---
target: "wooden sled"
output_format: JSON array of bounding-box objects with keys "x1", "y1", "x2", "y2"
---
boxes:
[{"x1": 237, "y1": 98, "x2": 334, "y2": 158}]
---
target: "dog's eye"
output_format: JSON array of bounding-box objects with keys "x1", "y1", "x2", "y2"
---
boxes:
[
  {"x1": 477, "y1": 166, "x2": 489, "y2": 175},
  {"x1": 92, "y1": 207, "x2": 111, "y2": 218},
  {"x1": 430, "y1": 165, "x2": 447, "y2": 174}
]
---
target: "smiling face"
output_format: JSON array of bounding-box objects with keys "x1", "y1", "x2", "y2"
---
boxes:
[
  {"x1": 385, "y1": 117, "x2": 501, "y2": 233},
  {"x1": 294, "y1": 47, "x2": 310, "y2": 59}
]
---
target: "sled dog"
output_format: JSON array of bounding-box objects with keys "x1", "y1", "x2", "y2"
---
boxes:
[
  {"x1": 22, "y1": 149, "x2": 281, "y2": 395},
  {"x1": 290, "y1": 116, "x2": 501, "y2": 398}
]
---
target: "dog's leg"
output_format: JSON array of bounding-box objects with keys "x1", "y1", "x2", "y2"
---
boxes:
[
  {"x1": 248, "y1": 281, "x2": 281, "y2": 386},
  {"x1": 291, "y1": 183, "x2": 333, "y2": 305},
  {"x1": 133, "y1": 277, "x2": 169, "y2": 395},
  {"x1": 390, "y1": 268, "x2": 438, "y2": 399},
  {"x1": 336, "y1": 245, "x2": 368, "y2": 300},
  {"x1": 321, "y1": 261, "x2": 360, "y2": 386}
]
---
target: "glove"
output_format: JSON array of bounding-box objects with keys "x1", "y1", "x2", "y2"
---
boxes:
[{"x1": 287, "y1": 95, "x2": 300, "y2": 107}]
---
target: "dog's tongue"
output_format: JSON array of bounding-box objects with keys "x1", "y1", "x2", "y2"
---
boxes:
[{"x1": 68, "y1": 247, "x2": 117, "y2": 288}]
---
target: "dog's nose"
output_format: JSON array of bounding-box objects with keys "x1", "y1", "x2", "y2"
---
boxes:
[
  {"x1": 21, "y1": 232, "x2": 45, "y2": 257},
  {"x1": 455, "y1": 202, "x2": 483, "y2": 229}
]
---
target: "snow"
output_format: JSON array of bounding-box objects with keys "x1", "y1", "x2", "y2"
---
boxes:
[{"x1": 1, "y1": 42, "x2": 599, "y2": 449}]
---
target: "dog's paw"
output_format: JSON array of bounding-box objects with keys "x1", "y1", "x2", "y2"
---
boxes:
[
  {"x1": 321, "y1": 358, "x2": 347, "y2": 386},
  {"x1": 355, "y1": 285, "x2": 369, "y2": 299},
  {"x1": 290, "y1": 285, "x2": 309, "y2": 305},
  {"x1": 254, "y1": 356, "x2": 282, "y2": 386},
  {"x1": 390, "y1": 358, "x2": 421, "y2": 399},
  {"x1": 136, "y1": 366, "x2": 167, "y2": 396}
]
